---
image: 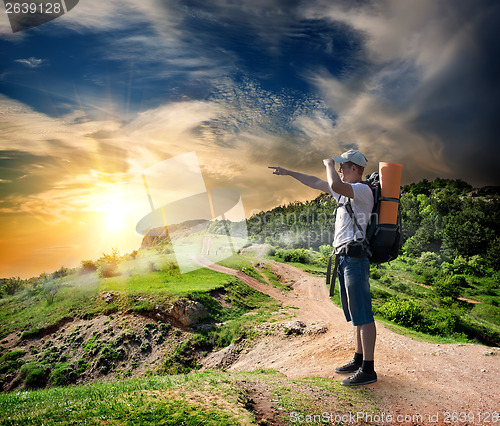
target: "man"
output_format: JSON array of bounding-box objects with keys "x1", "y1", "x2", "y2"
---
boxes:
[{"x1": 269, "y1": 149, "x2": 377, "y2": 386}]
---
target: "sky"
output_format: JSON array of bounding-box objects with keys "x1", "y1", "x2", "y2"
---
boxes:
[{"x1": 1, "y1": 0, "x2": 499, "y2": 278}]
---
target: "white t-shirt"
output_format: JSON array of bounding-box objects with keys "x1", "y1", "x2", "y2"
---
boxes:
[{"x1": 330, "y1": 183, "x2": 374, "y2": 248}]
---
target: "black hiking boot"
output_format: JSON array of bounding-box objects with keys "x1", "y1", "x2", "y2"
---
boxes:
[
  {"x1": 334, "y1": 359, "x2": 362, "y2": 374},
  {"x1": 341, "y1": 369, "x2": 377, "y2": 386}
]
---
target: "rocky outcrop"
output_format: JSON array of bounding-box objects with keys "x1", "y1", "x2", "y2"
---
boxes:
[
  {"x1": 284, "y1": 320, "x2": 307, "y2": 335},
  {"x1": 201, "y1": 342, "x2": 242, "y2": 369},
  {"x1": 155, "y1": 299, "x2": 208, "y2": 327}
]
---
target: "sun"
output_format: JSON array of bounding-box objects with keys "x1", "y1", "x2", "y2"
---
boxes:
[{"x1": 102, "y1": 193, "x2": 131, "y2": 232}]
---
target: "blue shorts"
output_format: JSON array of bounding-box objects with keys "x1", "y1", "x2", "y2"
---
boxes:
[{"x1": 337, "y1": 255, "x2": 374, "y2": 326}]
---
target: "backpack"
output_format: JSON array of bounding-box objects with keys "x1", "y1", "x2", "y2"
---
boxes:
[{"x1": 355, "y1": 172, "x2": 402, "y2": 264}]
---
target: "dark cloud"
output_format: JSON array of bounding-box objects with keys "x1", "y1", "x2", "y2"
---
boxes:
[
  {"x1": 0, "y1": 150, "x2": 59, "y2": 198},
  {"x1": 410, "y1": 0, "x2": 500, "y2": 186}
]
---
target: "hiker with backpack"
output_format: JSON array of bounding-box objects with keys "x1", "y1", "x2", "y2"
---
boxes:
[{"x1": 269, "y1": 149, "x2": 378, "y2": 386}]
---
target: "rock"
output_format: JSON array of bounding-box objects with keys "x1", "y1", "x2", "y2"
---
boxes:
[
  {"x1": 307, "y1": 322, "x2": 329, "y2": 335},
  {"x1": 100, "y1": 292, "x2": 116, "y2": 304},
  {"x1": 284, "y1": 320, "x2": 306, "y2": 335},
  {"x1": 167, "y1": 299, "x2": 208, "y2": 327},
  {"x1": 202, "y1": 343, "x2": 241, "y2": 369}
]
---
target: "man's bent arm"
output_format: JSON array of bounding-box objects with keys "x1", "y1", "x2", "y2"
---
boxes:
[
  {"x1": 269, "y1": 167, "x2": 330, "y2": 193},
  {"x1": 323, "y1": 160, "x2": 354, "y2": 199}
]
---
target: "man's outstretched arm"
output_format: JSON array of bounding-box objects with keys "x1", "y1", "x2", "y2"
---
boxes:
[{"x1": 268, "y1": 166, "x2": 330, "y2": 193}]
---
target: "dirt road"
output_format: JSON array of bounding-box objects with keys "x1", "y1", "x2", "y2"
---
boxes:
[{"x1": 201, "y1": 253, "x2": 500, "y2": 424}]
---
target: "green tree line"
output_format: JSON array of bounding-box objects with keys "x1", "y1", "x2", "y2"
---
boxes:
[{"x1": 245, "y1": 178, "x2": 500, "y2": 272}]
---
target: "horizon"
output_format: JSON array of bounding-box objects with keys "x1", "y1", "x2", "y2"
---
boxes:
[
  {"x1": 1, "y1": 0, "x2": 499, "y2": 278},
  {"x1": 2, "y1": 174, "x2": 496, "y2": 280}
]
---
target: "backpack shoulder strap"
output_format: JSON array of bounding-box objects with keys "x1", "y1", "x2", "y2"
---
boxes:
[{"x1": 343, "y1": 198, "x2": 366, "y2": 240}]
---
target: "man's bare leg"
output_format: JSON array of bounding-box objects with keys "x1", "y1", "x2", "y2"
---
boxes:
[{"x1": 359, "y1": 322, "x2": 376, "y2": 361}]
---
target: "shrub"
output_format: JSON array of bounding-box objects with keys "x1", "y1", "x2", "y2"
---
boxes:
[
  {"x1": 19, "y1": 363, "x2": 49, "y2": 389},
  {"x1": 380, "y1": 275, "x2": 393, "y2": 285},
  {"x1": 42, "y1": 281, "x2": 59, "y2": 304},
  {"x1": 48, "y1": 363, "x2": 79, "y2": 386},
  {"x1": 0, "y1": 350, "x2": 26, "y2": 374},
  {"x1": 434, "y1": 278, "x2": 461, "y2": 299},
  {"x1": 265, "y1": 246, "x2": 276, "y2": 257},
  {"x1": 417, "y1": 251, "x2": 441, "y2": 269},
  {"x1": 97, "y1": 248, "x2": 121, "y2": 278},
  {"x1": 370, "y1": 288, "x2": 391, "y2": 300},
  {"x1": 160, "y1": 260, "x2": 179, "y2": 274},
  {"x1": 451, "y1": 256, "x2": 469, "y2": 274},
  {"x1": 275, "y1": 248, "x2": 312, "y2": 264},
  {"x1": 426, "y1": 309, "x2": 462, "y2": 336},
  {"x1": 98, "y1": 263, "x2": 119, "y2": 278},
  {"x1": 319, "y1": 245, "x2": 333, "y2": 258},
  {"x1": 378, "y1": 298, "x2": 423, "y2": 328},
  {"x1": 52, "y1": 266, "x2": 70, "y2": 279},
  {"x1": 415, "y1": 268, "x2": 435, "y2": 285},
  {"x1": 80, "y1": 260, "x2": 97, "y2": 273},
  {"x1": 370, "y1": 268, "x2": 383, "y2": 280},
  {"x1": 0, "y1": 277, "x2": 24, "y2": 296},
  {"x1": 440, "y1": 261, "x2": 454, "y2": 275},
  {"x1": 467, "y1": 255, "x2": 485, "y2": 277},
  {"x1": 447, "y1": 274, "x2": 468, "y2": 287}
]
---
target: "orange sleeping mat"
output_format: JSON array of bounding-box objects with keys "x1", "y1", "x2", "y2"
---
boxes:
[{"x1": 379, "y1": 162, "x2": 403, "y2": 224}]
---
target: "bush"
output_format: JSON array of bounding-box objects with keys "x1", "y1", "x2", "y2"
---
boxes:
[
  {"x1": 98, "y1": 263, "x2": 119, "y2": 278},
  {"x1": 440, "y1": 261, "x2": 454, "y2": 275},
  {"x1": 415, "y1": 267, "x2": 435, "y2": 285},
  {"x1": 275, "y1": 248, "x2": 312, "y2": 264},
  {"x1": 80, "y1": 260, "x2": 97, "y2": 273},
  {"x1": 265, "y1": 246, "x2": 276, "y2": 257},
  {"x1": 319, "y1": 245, "x2": 333, "y2": 258},
  {"x1": 434, "y1": 277, "x2": 461, "y2": 299},
  {"x1": 417, "y1": 251, "x2": 441, "y2": 268},
  {"x1": 426, "y1": 309, "x2": 462, "y2": 336},
  {"x1": 370, "y1": 268, "x2": 383, "y2": 280},
  {"x1": 49, "y1": 363, "x2": 79, "y2": 386},
  {"x1": 380, "y1": 275, "x2": 393, "y2": 285},
  {"x1": 52, "y1": 266, "x2": 70, "y2": 279},
  {"x1": 447, "y1": 274, "x2": 468, "y2": 287},
  {"x1": 42, "y1": 281, "x2": 59, "y2": 304},
  {"x1": 97, "y1": 248, "x2": 121, "y2": 278},
  {"x1": 0, "y1": 277, "x2": 24, "y2": 296},
  {"x1": 19, "y1": 363, "x2": 49, "y2": 389},
  {"x1": 160, "y1": 260, "x2": 180, "y2": 274},
  {"x1": 378, "y1": 298, "x2": 423, "y2": 328},
  {"x1": 0, "y1": 350, "x2": 26, "y2": 374}
]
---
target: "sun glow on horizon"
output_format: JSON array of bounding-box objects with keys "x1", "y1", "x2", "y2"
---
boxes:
[{"x1": 99, "y1": 191, "x2": 132, "y2": 233}]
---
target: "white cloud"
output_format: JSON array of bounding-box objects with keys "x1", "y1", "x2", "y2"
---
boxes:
[{"x1": 14, "y1": 57, "x2": 46, "y2": 68}]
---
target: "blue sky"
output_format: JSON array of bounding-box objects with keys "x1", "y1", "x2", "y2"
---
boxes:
[{"x1": 1, "y1": 0, "x2": 499, "y2": 277}]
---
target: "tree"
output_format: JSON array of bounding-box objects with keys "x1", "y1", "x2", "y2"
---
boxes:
[{"x1": 442, "y1": 204, "x2": 494, "y2": 259}]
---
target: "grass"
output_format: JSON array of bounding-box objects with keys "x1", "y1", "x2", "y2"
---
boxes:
[
  {"x1": 0, "y1": 254, "x2": 246, "y2": 340},
  {"x1": 0, "y1": 369, "x2": 383, "y2": 425},
  {"x1": 0, "y1": 371, "x2": 253, "y2": 425}
]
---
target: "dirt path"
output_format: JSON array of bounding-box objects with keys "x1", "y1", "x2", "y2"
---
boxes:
[{"x1": 201, "y1": 252, "x2": 500, "y2": 424}]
